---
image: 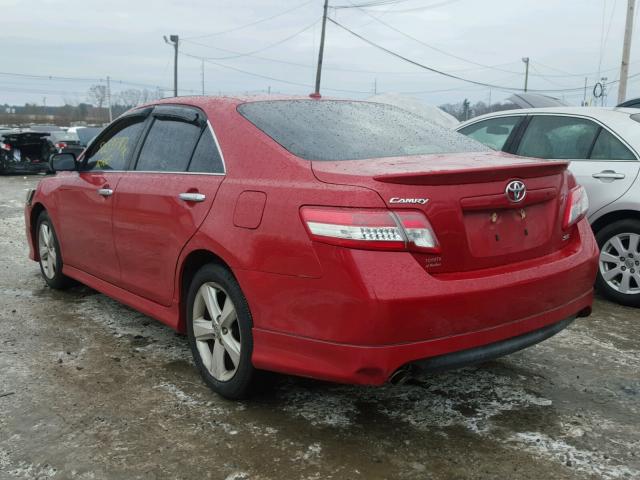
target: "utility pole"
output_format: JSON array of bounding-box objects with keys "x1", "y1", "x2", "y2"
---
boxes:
[
  {"x1": 522, "y1": 57, "x2": 530, "y2": 92},
  {"x1": 582, "y1": 77, "x2": 588, "y2": 106},
  {"x1": 312, "y1": 0, "x2": 329, "y2": 98},
  {"x1": 164, "y1": 35, "x2": 179, "y2": 97},
  {"x1": 106, "y1": 76, "x2": 113, "y2": 122},
  {"x1": 201, "y1": 59, "x2": 205, "y2": 96},
  {"x1": 618, "y1": 0, "x2": 636, "y2": 103}
]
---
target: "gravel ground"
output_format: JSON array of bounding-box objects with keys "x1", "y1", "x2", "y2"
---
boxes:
[{"x1": 0, "y1": 174, "x2": 638, "y2": 480}]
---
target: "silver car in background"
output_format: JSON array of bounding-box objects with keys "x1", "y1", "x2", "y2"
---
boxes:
[{"x1": 457, "y1": 107, "x2": 640, "y2": 307}]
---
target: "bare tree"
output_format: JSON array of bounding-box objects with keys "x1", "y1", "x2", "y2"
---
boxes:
[
  {"x1": 87, "y1": 84, "x2": 107, "y2": 109},
  {"x1": 118, "y1": 88, "x2": 142, "y2": 107}
]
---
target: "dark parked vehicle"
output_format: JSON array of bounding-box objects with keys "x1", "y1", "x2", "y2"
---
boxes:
[
  {"x1": 47, "y1": 130, "x2": 84, "y2": 157},
  {"x1": 0, "y1": 130, "x2": 52, "y2": 174}
]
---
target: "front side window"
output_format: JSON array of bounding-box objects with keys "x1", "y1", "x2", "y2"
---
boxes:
[
  {"x1": 458, "y1": 116, "x2": 523, "y2": 151},
  {"x1": 517, "y1": 116, "x2": 599, "y2": 160},
  {"x1": 136, "y1": 118, "x2": 202, "y2": 172},
  {"x1": 238, "y1": 100, "x2": 487, "y2": 161},
  {"x1": 590, "y1": 129, "x2": 636, "y2": 160},
  {"x1": 84, "y1": 118, "x2": 146, "y2": 171}
]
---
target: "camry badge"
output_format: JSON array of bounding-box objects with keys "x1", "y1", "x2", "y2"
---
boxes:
[
  {"x1": 389, "y1": 197, "x2": 429, "y2": 205},
  {"x1": 505, "y1": 180, "x2": 526, "y2": 203}
]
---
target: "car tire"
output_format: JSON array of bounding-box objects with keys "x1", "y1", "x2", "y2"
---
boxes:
[
  {"x1": 36, "y1": 211, "x2": 72, "y2": 290},
  {"x1": 595, "y1": 219, "x2": 640, "y2": 307},
  {"x1": 186, "y1": 263, "x2": 262, "y2": 399}
]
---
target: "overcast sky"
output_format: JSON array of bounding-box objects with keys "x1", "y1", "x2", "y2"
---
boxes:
[{"x1": 3, "y1": 0, "x2": 639, "y2": 107}]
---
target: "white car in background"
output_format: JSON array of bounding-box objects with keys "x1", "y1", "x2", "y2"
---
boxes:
[{"x1": 457, "y1": 107, "x2": 640, "y2": 307}]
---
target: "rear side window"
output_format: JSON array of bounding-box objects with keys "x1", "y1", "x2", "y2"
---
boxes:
[
  {"x1": 458, "y1": 116, "x2": 522, "y2": 151},
  {"x1": 188, "y1": 127, "x2": 225, "y2": 173},
  {"x1": 238, "y1": 100, "x2": 487, "y2": 161},
  {"x1": 517, "y1": 116, "x2": 599, "y2": 160},
  {"x1": 590, "y1": 129, "x2": 636, "y2": 160},
  {"x1": 136, "y1": 118, "x2": 201, "y2": 172}
]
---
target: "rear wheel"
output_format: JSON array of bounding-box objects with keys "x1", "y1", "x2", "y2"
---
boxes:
[
  {"x1": 36, "y1": 211, "x2": 71, "y2": 289},
  {"x1": 595, "y1": 219, "x2": 640, "y2": 307},
  {"x1": 186, "y1": 263, "x2": 259, "y2": 399}
]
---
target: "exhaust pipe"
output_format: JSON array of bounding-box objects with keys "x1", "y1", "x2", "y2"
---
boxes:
[{"x1": 389, "y1": 365, "x2": 413, "y2": 385}]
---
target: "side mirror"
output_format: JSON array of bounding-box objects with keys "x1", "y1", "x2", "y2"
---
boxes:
[{"x1": 50, "y1": 153, "x2": 77, "y2": 172}]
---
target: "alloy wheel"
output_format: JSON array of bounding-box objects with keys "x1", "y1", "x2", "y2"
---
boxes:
[
  {"x1": 192, "y1": 282, "x2": 241, "y2": 382},
  {"x1": 38, "y1": 223, "x2": 57, "y2": 279},
  {"x1": 599, "y1": 232, "x2": 640, "y2": 295}
]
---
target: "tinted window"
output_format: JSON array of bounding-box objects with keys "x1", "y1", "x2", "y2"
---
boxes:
[
  {"x1": 458, "y1": 116, "x2": 522, "y2": 151},
  {"x1": 84, "y1": 118, "x2": 145, "y2": 171},
  {"x1": 136, "y1": 118, "x2": 201, "y2": 172},
  {"x1": 590, "y1": 129, "x2": 636, "y2": 160},
  {"x1": 238, "y1": 100, "x2": 487, "y2": 161},
  {"x1": 517, "y1": 116, "x2": 599, "y2": 160},
  {"x1": 188, "y1": 128, "x2": 224, "y2": 173}
]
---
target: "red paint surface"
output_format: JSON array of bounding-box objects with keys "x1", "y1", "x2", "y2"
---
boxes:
[{"x1": 25, "y1": 96, "x2": 599, "y2": 385}]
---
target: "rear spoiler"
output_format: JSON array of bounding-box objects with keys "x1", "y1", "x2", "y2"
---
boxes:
[{"x1": 373, "y1": 161, "x2": 568, "y2": 185}]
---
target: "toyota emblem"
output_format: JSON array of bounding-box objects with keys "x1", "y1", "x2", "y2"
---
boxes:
[{"x1": 505, "y1": 180, "x2": 526, "y2": 203}]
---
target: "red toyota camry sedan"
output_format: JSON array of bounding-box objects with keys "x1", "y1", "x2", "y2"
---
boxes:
[{"x1": 24, "y1": 97, "x2": 598, "y2": 399}]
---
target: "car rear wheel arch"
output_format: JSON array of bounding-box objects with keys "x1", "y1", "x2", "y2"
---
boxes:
[
  {"x1": 178, "y1": 249, "x2": 236, "y2": 333},
  {"x1": 591, "y1": 209, "x2": 640, "y2": 235}
]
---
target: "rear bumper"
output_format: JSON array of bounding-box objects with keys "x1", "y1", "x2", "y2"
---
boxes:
[
  {"x1": 414, "y1": 316, "x2": 575, "y2": 373},
  {"x1": 245, "y1": 220, "x2": 598, "y2": 384},
  {"x1": 252, "y1": 292, "x2": 591, "y2": 385}
]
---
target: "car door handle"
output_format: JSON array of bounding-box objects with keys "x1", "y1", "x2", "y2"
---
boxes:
[
  {"x1": 178, "y1": 192, "x2": 206, "y2": 202},
  {"x1": 97, "y1": 188, "x2": 113, "y2": 197},
  {"x1": 592, "y1": 171, "x2": 626, "y2": 180}
]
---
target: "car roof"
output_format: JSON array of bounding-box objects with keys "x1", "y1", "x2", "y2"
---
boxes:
[{"x1": 458, "y1": 106, "x2": 638, "y2": 125}]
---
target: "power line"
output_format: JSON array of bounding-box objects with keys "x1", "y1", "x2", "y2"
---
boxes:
[
  {"x1": 345, "y1": 4, "x2": 526, "y2": 76},
  {"x1": 179, "y1": 51, "x2": 372, "y2": 94},
  {"x1": 332, "y1": 0, "x2": 414, "y2": 8},
  {"x1": 0, "y1": 71, "x2": 170, "y2": 92},
  {"x1": 366, "y1": 0, "x2": 464, "y2": 13},
  {"x1": 183, "y1": 19, "x2": 319, "y2": 60},
  {"x1": 328, "y1": 17, "x2": 639, "y2": 93},
  {"x1": 183, "y1": 0, "x2": 314, "y2": 40}
]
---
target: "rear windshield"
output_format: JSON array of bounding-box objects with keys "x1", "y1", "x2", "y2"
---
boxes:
[{"x1": 238, "y1": 100, "x2": 487, "y2": 161}]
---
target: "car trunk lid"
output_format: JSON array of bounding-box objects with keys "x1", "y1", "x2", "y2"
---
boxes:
[{"x1": 312, "y1": 151, "x2": 571, "y2": 274}]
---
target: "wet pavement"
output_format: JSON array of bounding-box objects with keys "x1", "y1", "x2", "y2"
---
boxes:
[{"x1": 0, "y1": 174, "x2": 638, "y2": 480}]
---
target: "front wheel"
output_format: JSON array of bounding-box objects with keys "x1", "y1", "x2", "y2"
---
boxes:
[
  {"x1": 595, "y1": 219, "x2": 640, "y2": 307},
  {"x1": 36, "y1": 211, "x2": 71, "y2": 290},
  {"x1": 186, "y1": 263, "x2": 260, "y2": 399}
]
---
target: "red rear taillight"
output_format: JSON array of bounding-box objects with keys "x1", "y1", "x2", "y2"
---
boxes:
[
  {"x1": 563, "y1": 185, "x2": 589, "y2": 229},
  {"x1": 300, "y1": 207, "x2": 439, "y2": 253},
  {"x1": 0, "y1": 142, "x2": 11, "y2": 151},
  {"x1": 55, "y1": 142, "x2": 67, "y2": 150}
]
